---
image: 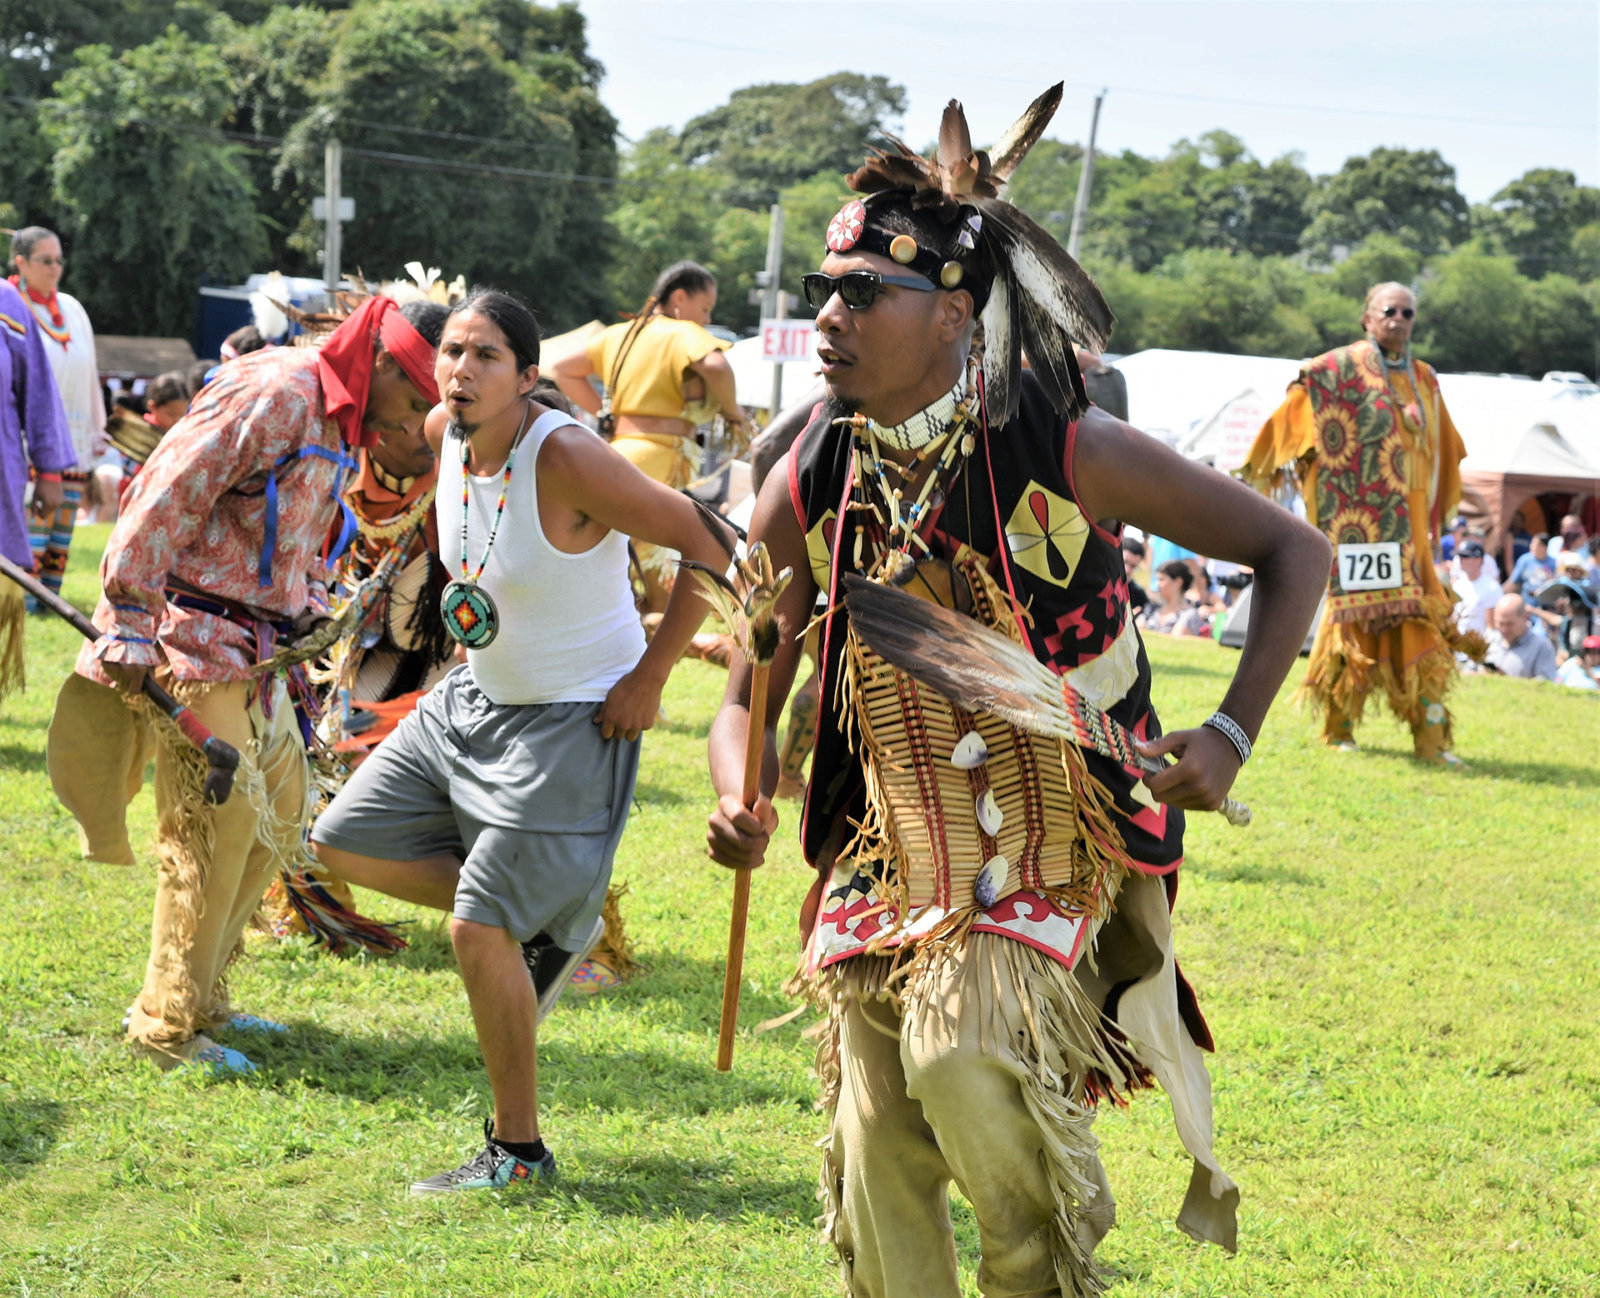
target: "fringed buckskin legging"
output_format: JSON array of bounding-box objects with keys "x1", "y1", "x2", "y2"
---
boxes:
[
  {"x1": 126, "y1": 679, "x2": 309, "y2": 1065},
  {"x1": 27, "y1": 469, "x2": 85, "y2": 600},
  {"x1": 820, "y1": 936, "x2": 1119, "y2": 1298}
]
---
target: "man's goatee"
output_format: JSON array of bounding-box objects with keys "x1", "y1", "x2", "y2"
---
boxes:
[{"x1": 820, "y1": 393, "x2": 859, "y2": 424}]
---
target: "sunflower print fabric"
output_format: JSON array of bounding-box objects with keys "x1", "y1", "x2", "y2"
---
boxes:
[{"x1": 1302, "y1": 341, "x2": 1430, "y2": 621}]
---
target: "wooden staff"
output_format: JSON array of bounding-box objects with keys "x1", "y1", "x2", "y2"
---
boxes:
[
  {"x1": 680, "y1": 543, "x2": 791, "y2": 1072},
  {"x1": 717, "y1": 660, "x2": 769, "y2": 1072},
  {"x1": 0, "y1": 553, "x2": 242, "y2": 803}
]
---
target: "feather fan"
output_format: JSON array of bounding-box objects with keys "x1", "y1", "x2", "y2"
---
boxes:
[{"x1": 840, "y1": 574, "x2": 1252, "y2": 826}]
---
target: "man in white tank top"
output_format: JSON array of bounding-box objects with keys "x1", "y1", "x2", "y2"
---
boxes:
[{"x1": 313, "y1": 289, "x2": 735, "y2": 1195}]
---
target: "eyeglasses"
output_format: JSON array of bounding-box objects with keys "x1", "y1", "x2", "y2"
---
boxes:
[
  {"x1": 1380, "y1": 306, "x2": 1415, "y2": 320},
  {"x1": 801, "y1": 270, "x2": 936, "y2": 311},
  {"x1": 27, "y1": 256, "x2": 65, "y2": 268}
]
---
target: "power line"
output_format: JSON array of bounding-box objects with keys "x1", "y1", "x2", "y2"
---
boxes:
[
  {"x1": 628, "y1": 30, "x2": 1596, "y2": 136},
  {"x1": 0, "y1": 94, "x2": 779, "y2": 200}
]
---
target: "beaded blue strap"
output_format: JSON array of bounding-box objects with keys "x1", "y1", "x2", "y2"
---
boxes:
[{"x1": 258, "y1": 445, "x2": 359, "y2": 589}]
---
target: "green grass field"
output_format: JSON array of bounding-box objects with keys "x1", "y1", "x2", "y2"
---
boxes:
[{"x1": 1, "y1": 527, "x2": 1596, "y2": 1297}]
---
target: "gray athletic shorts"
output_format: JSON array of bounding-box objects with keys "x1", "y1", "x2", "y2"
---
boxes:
[{"x1": 311, "y1": 666, "x2": 641, "y2": 950}]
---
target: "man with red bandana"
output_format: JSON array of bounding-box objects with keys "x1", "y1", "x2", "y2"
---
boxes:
[{"x1": 46, "y1": 296, "x2": 444, "y2": 1074}]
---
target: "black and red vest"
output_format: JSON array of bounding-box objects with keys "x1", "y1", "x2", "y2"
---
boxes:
[{"x1": 789, "y1": 372, "x2": 1185, "y2": 875}]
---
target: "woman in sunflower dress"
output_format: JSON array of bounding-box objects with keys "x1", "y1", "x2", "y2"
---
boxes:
[{"x1": 1241, "y1": 283, "x2": 1481, "y2": 764}]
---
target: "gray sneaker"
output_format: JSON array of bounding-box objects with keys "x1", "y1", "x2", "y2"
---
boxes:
[
  {"x1": 521, "y1": 915, "x2": 605, "y2": 1023},
  {"x1": 409, "y1": 1119, "x2": 556, "y2": 1195}
]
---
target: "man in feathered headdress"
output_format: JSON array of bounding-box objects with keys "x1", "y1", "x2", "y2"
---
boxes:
[
  {"x1": 1241, "y1": 282, "x2": 1480, "y2": 763},
  {"x1": 46, "y1": 296, "x2": 445, "y2": 1074},
  {"x1": 705, "y1": 86, "x2": 1331, "y2": 1294}
]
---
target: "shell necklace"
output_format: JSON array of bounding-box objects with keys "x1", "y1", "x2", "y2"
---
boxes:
[
  {"x1": 840, "y1": 347, "x2": 982, "y2": 582},
  {"x1": 440, "y1": 400, "x2": 532, "y2": 649}
]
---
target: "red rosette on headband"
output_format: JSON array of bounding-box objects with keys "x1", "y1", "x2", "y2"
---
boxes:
[{"x1": 317, "y1": 296, "x2": 441, "y2": 448}]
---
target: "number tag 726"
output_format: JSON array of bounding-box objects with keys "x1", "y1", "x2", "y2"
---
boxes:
[{"x1": 1337, "y1": 541, "x2": 1403, "y2": 591}]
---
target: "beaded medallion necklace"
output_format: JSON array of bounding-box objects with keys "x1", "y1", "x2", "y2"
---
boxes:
[{"x1": 439, "y1": 400, "x2": 532, "y2": 649}]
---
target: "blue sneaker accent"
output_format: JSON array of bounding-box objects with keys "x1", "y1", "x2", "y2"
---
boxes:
[
  {"x1": 182, "y1": 1042, "x2": 257, "y2": 1075},
  {"x1": 409, "y1": 1120, "x2": 556, "y2": 1195},
  {"x1": 223, "y1": 1013, "x2": 289, "y2": 1035}
]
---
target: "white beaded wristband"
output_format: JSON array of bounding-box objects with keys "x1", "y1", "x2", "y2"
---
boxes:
[{"x1": 1202, "y1": 711, "x2": 1252, "y2": 765}]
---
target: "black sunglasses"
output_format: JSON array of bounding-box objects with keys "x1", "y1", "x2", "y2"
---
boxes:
[
  {"x1": 801, "y1": 270, "x2": 937, "y2": 311},
  {"x1": 1381, "y1": 305, "x2": 1415, "y2": 319}
]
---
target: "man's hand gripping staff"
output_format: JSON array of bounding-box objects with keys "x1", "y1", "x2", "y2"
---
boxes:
[
  {"x1": 679, "y1": 543, "x2": 793, "y2": 1072},
  {"x1": 0, "y1": 553, "x2": 242, "y2": 803}
]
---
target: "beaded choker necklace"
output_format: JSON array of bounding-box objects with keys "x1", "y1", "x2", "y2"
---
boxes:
[
  {"x1": 439, "y1": 401, "x2": 532, "y2": 649},
  {"x1": 838, "y1": 345, "x2": 983, "y2": 581},
  {"x1": 857, "y1": 379, "x2": 967, "y2": 451}
]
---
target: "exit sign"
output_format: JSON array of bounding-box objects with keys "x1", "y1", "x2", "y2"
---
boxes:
[{"x1": 759, "y1": 319, "x2": 816, "y2": 365}]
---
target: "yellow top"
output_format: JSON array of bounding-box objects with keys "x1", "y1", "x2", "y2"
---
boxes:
[{"x1": 586, "y1": 315, "x2": 731, "y2": 422}]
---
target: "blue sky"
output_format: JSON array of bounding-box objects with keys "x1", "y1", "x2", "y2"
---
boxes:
[{"x1": 576, "y1": 0, "x2": 1598, "y2": 202}]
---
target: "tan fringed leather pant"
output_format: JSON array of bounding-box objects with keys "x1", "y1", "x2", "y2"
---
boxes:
[
  {"x1": 126, "y1": 680, "x2": 307, "y2": 1064},
  {"x1": 822, "y1": 937, "x2": 1115, "y2": 1298}
]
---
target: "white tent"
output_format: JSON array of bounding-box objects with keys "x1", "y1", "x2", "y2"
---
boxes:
[
  {"x1": 1178, "y1": 387, "x2": 1280, "y2": 471},
  {"x1": 1112, "y1": 349, "x2": 1301, "y2": 450},
  {"x1": 725, "y1": 335, "x2": 822, "y2": 411}
]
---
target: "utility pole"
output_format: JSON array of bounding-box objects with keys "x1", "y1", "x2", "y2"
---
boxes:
[
  {"x1": 762, "y1": 203, "x2": 786, "y2": 415},
  {"x1": 323, "y1": 138, "x2": 343, "y2": 298},
  {"x1": 1066, "y1": 91, "x2": 1105, "y2": 261}
]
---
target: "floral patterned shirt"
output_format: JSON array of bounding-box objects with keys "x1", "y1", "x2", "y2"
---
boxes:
[{"x1": 78, "y1": 348, "x2": 345, "y2": 685}]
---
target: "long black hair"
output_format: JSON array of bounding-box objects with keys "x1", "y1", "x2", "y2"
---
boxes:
[
  {"x1": 399, "y1": 298, "x2": 449, "y2": 349},
  {"x1": 446, "y1": 286, "x2": 541, "y2": 373},
  {"x1": 645, "y1": 260, "x2": 715, "y2": 315}
]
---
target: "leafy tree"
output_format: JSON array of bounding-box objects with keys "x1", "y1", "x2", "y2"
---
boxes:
[
  {"x1": 272, "y1": 0, "x2": 618, "y2": 331},
  {"x1": 40, "y1": 30, "x2": 266, "y2": 335},
  {"x1": 0, "y1": 61, "x2": 55, "y2": 231},
  {"x1": 1473, "y1": 168, "x2": 1600, "y2": 280},
  {"x1": 1141, "y1": 249, "x2": 1281, "y2": 354},
  {"x1": 1512, "y1": 273, "x2": 1595, "y2": 376},
  {"x1": 778, "y1": 172, "x2": 853, "y2": 293},
  {"x1": 1011, "y1": 135, "x2": 1312, "y2": 271},
  {"x1": 678, "y1": 73, "x2": 905, "y2": 199},
  {"x1": 1327, "y1": 232, "x2": 1421, "y2": 300},
  {"x1": 1189, "y1": 140, "x2": 1313, "y2": 259},
  {"x1": 1410, "y1": 243, "x2": 1525, "y2": 373},
  {"x1": 1572, "y1": 223, "x2": 1600, "y2": 279},
  {"x1": 214, "y1": 4, "x2": 341, "y2": 278},
  {"x1": 1301, "y1": 146, "x2": 1469, "y2": 262},
  {"x1": 0, "y1": 0, "x2": 288, "y2": 94},
  {"x1": 1088, "y1": 153, "x2": 1197, "y2": 272},
  {"x1": 1301, "y1": 276, "x2": 1366, "y2": 354},
  {"x1": 607, "y1": 129, "x2": 724, "y2": 315}
]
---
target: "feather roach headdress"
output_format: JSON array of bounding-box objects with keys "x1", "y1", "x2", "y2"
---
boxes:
[{"x1": 823, "y1": 83, "x2": 1114, "y2": 423}]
